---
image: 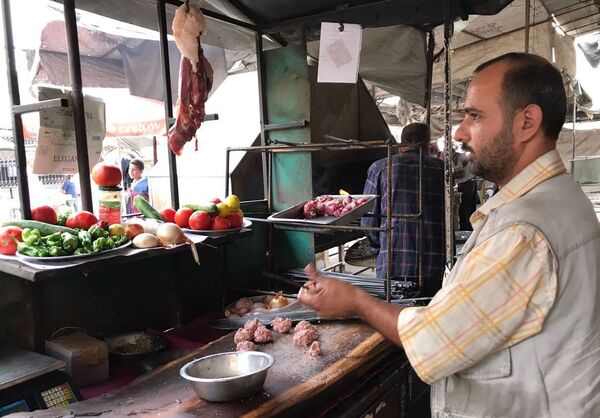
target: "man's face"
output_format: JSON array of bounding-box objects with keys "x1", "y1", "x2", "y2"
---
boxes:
[{"x1": 454, "y1": 63, "x2": 518, "y2": 185}]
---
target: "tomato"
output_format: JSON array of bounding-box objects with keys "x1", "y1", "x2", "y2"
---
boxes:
[
  {"x1": 189, "y1": 211, "x2": 212, "y2": 230},
  {"x1": 91, "y1": 163, "x2": 122, "y2": 187},
  {"x1": 160, "y1": 208, "x2": 176, "y2": 223},
  {"x1": 211, "y1": 216, "x2": 232, "y2": 230},
  {"x1": 66, "y1": 211, "x2": 99, "y2": 230},
  {"x1": 174, "y1": 208, "x2": 194, "y2": 229},
  {"x1": 209, "y1": 197, "x2": 222, "y2": 204},
  {"x1": 226, "y1": 213, "x2": 243, "y2": 229},
  {"x1": 31, "y1": 205, "x2": 57, "y2": 224},
  {"x1": 0, "y1": 226, "x2": 23, "y2": 255}
]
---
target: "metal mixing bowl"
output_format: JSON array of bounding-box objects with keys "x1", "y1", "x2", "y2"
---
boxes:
[{"x1": 180, "y1": 351, "x2": 274, "y2": 402}]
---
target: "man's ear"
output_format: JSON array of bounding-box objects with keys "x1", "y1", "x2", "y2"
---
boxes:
[{"x1": 515, "y1": 104, "x2": 543, "y2": 143}]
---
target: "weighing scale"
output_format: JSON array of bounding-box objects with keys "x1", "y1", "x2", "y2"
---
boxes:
[{"x1": 0, "y1": 347, "x2": 81, "y2": 415}]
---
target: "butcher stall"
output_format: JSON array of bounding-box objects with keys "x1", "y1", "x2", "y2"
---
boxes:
[{"x1": 0, "y1": 0, "x2": 517, "y2": 417}]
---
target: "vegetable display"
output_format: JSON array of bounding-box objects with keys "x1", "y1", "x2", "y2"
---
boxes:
[{"x1": 176, "y1": 195, "x2": 244, "y2": 231}]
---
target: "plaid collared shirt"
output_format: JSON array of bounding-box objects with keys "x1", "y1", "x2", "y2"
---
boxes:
[
  {"x1": 397, "y1": 150, "x2": 565, "y2": 384},
  {"x1": 362, "y1": 149, "x2": 445, "y2": 279}
]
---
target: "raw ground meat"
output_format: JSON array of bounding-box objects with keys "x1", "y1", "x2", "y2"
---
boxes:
[
  {"x1": 308, "y1": 341, "x2": 321, "y2": 357},
  {"x1": 244, "y1": 318, "x2": 261, "y2": 334},
  {"x1": 234, "y1": 328, "x2": 252, "y2": 344},
  {"x1": 236, "y1": 341, "x2": 256, "y2": 352},
  {"x1": 294, "y1": 320, "x2": 316, "y2": 332},
  {"x1": 271, "y1": 317, "x2": 293, "y2": 334},
  {"x1": 293, "y1": 327, "x2": 319, "y2": 347},
  {"x1": 254, "y1": 325, "x2": 273, "y2": 343}
]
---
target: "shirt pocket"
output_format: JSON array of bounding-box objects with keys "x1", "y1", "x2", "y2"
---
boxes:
[{"x1": 456, "y1": 347, "x2": 512, "y2": 380}]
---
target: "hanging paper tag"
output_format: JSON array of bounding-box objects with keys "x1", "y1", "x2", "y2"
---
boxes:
[{"x1": 317, "y1": 22, "x2": 362, "y2": 83}]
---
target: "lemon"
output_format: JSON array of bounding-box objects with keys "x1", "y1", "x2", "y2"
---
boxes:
[
  {"x1": 224, "y1": 194, "x2": 240, "y2": 210},
  {"x1": 216, "y1": 202, "x2": 231, "y2": 217},
  {"x1": 109, "y1": 224, "x2": 125, "y2": 236}
]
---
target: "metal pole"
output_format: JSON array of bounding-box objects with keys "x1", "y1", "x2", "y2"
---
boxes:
[
  {"x1": 525, "y1": 0, "x2": 531, "y2": 53},
  {"x1": 255, "y1": 32, "x2": 270, "y2": 209},
  {"x1": 64, "y1": 0, "x2": 93, "y2": 212},
  {"x1": 157, "y1": 0, "x2": 180, "y2": 209},
  {"x1": 571, "y1": 91, "x2": 577, "y2": 175},
  {"x1": 425, "y1": 30, "x2": 435, "y2": 126},
  {"x1": 1, "y1": 0, "x2": 31, "y2": 219},
  {"x1": 443, "y1": 10, "x2": 455, "y2": 268},
  {"x1": 418, "y1": 146, "x2": 424, "y2": 293},
  {"x1": 386, "y1": 140, "x2": 393, "y2": 302}
]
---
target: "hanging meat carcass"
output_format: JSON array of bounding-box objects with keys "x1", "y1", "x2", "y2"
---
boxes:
[{"x1": 168, "y1": 3, "x2": 213, "y2": 155}]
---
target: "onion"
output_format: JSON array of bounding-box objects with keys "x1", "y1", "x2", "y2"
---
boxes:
[
  {"x1": 141, "y1": 218, "x2": 162, "y2": 235},
  {"x1": 268, "y1": 293, "x2": 289, "y2": 310},
  {"x1": 156, "y1": 222, "x2": 186, "y2": 247},
  {"x1": 132, "y1": 233, "x2": 161, "y2": 248}
]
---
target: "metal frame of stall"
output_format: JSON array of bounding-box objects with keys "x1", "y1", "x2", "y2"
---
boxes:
[{"x1": 0, "y1": 0, "x2": 457, "y2": 300}]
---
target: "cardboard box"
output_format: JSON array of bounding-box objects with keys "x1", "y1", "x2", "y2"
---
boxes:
[{"x1": 45, "y1": 333, "x2": 108, "y2": 388}]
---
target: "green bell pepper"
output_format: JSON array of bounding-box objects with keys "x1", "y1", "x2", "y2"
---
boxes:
[
  {"x1": 61, "y1": 232, "x2": 79, "y2": 253},
  {"x1": 78, "y1": 231, "x2": 93, "y2": 247},
  {"x1": 111, "y1": 235, "x2": 129, "y2": 247},
  {"x1": 73, "y1": 247, "x2": 90, "y2": 256},
  {"x1": 48, "y1": 246, "x2": 67, "y2": 257},
  {"x1": 17, "y1": 242, "x2": 45, "y2": 257},
  {"x1": 42, "y1": 232, "x2": 63, "y2": 246},
  {"x1": 57, "y1": 212, "x2": 70, "y2": 227},
  {"x1": 104, "y1": 238, "x2": 115, "y2": 250},
  {"x1": 88, "y1": 225, "x2": 108, "y2": 240},
  {"x1": 22, "y1": 228, "x2": 41, "y2": 246},
  {"x1": 92, "y1": 237, "x2": 107, "y2": 253}
]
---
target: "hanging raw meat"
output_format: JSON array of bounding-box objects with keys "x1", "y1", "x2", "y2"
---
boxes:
[{"x1": 168, "y1": 3, "x2": 213, "y2": 155}]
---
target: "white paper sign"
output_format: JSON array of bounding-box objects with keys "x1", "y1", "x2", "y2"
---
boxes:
[
  {"x1": 33, "y1": 86, "x2": 105, "y2": 175},
  {"x1": 317, "y1": 22, "x2": 362, "y2": 83}
]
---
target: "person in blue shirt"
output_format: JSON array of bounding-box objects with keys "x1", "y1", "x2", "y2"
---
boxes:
[
  {"x1": 60, "y1": 175, "x2": 79, "y2": 211},
  {"x1": 361, "y1": 123, "x2": 446, "y2": 296},
  {"x1": 127, "y1": 158, "x2": 149, "y2": 213}
]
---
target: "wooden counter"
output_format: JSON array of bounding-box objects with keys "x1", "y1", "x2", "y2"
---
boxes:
[{"x1": 13, "y1": 321, "x2": 397, "y2": 417}]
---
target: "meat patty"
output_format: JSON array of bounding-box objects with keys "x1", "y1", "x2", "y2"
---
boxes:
[
  {"x1": 253, "y1": 325, "x2": 273, "y2": 343},
  {"x1": 236, "y1": 341, "x2": 256, "y2": 352},
  {"x1": 295, "y1": 320, "x2": 316, "y2": 332},
  {"x1": 244, "y1": 318, "x2": 261, "y2": 334},
  {"x1": 234, "y1": 328, "x2": 252, "y2": 344},
  {"x1": 271, "y1": 317, "x2": 293, "y2": 334},
  {"x1": 308, "y1": 341, "x2": 321, "y2": 357},
  {"x1": 293, "y1": 327, "x2": 319, "y2": 347}
]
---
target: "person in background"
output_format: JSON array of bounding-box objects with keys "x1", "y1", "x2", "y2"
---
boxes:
[
  {"x1": 361, "y1": 122, "x2": 445, "y2": 297},
  {"x1": 453, "y1": 151, "x2": 478, "y2": 230},
  {"x1": 300, "y1": 52, "x2": 600, "y2": 418},
  {"x1": 60, "y1": 175, "x2": 78, "y2": 211},
  {"x1": 127, "y1": 158, "x2": 149, "y2": 213}
]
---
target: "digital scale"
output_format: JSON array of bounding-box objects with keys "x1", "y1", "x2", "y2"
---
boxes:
[{"x1": 0, "y1": 347, "x2": 81, "y2": 416}]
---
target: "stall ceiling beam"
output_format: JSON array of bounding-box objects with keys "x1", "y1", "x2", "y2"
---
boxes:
[{"x1": 164, "y1": 0, "x2": 257, "y2": 31}]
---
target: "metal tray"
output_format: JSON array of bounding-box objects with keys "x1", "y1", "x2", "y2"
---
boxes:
[
  {"x1": 15, "y1": 241, "x2": 132, "y2": 262},
  {"x1": 182, "y1": 219, "x2": 252, "y2": 236},
  {"x1": 267, "y1": 194, "x2": 377, "y2": 226}
]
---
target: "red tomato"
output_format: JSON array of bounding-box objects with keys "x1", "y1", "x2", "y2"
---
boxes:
[
  {"x1": 66, "y1": 211, "x2": 99, "y2": 230},
  {"x1": 91, "y1": 163, "x2": 122, "y2": 187},
  {"x1": 211, "y1": 216, "x2": 232, "y2": 230},
  {"x1": 31, "y1": 205, "x2": 57, "y2": 225},
  {"x1": 174, "y1": 208, "x2": 194, "y2": 228},
  {"x1": 160, "y1": 208, "x2": 176, "y2": 223},
  {"x1": 189, "y1": 211, "x2": 212, "y2": 230},
  {"x1": 209, "y1": 197, "x2": 222, "y2": 204},
  {"x1": 226, "y1": 213, "x2": 243, "y2": 229},
  {"x1": 0, "y1": 226, "x2": 23, "y2": 255}
]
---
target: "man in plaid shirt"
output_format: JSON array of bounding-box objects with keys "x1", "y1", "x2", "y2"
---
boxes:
[{"x1": 361, "y1": 123, "x2": 445, "y2": 296}]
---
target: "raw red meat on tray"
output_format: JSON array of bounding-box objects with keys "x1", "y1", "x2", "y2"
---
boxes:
[{"x1": 303, "y1": 194, "x2": 369, "y2": 219}]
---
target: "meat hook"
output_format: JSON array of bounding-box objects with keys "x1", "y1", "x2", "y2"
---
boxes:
[{"x1": 184, "y1": 0, "x2": 189, "y2": 12}]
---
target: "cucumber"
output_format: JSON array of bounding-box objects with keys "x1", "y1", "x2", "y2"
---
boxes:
[
  {"x1": 133, "y1": 196, "x2": 164, "y2": 221},
  {"x1": 1, "y1": 220, "x2": 78, "y2": 236},
  {"x1": 182, "y1": 203, "x2": 218, "y2": 216}
]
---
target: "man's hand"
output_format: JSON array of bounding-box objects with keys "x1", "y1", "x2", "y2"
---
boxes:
[
  {"x1": 299, "y1": 264, "x2": 406, "y2": 347},
  {"x1": 298, "y1": 264, "x2": 362, "y2": 318}
]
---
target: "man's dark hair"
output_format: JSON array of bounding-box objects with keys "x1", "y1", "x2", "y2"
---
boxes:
[
  {"x1": 401, "y1": 122, "x2": 430, "y2": 144},
  {"x1": 130, "y1": 158, "x2": 144, "y2": 171},
  {"x1": 474, "y1": 52, "x2": 566, "y2": 140}
]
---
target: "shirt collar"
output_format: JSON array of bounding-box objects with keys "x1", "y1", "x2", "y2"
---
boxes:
[{"x1": 471, "y1": 149, "x2": 566, "y2": 226}]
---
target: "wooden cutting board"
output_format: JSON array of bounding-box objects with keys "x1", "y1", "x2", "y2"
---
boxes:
[{"x1": 16, "y1": 320, "x2": 395, "y2": 417}]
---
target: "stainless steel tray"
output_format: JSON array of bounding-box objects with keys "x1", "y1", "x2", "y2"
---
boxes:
[{"x1": 267, "y1": 194, "x2": 377, "y2": 226}]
